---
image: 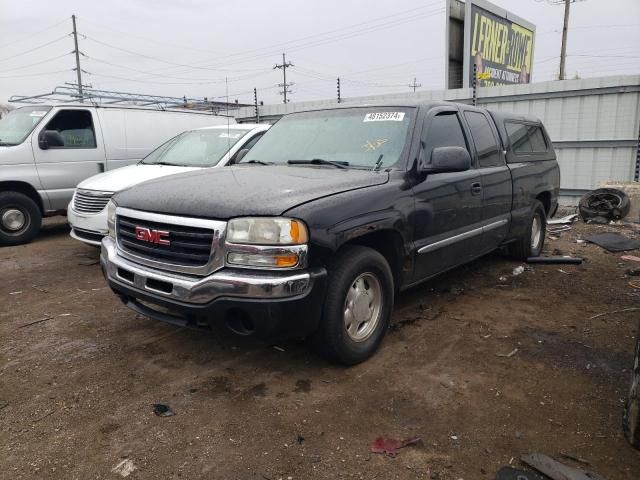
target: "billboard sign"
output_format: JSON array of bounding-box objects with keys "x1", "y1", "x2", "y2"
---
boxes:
[{"x1": 462, "y1": 0, "x2": 535, "y2": 88}]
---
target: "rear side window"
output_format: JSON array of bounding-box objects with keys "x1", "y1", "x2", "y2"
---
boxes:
[
  {"x1": 43, "y1": 110, "x2": 96, "y2": 148},
  {"x1": 425, "y1": 112, "x2": 468, "y2": 159},
  {"x1": 464, "y1": 111, "x2": 503, "y2": 167},
  {"x1": 505, "y1": 121, "x2": 547, "y2": 154}
]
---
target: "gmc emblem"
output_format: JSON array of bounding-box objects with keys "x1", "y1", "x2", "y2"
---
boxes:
[{"x1": 135, "y1": 226, "x2": 170, "y2": 246}]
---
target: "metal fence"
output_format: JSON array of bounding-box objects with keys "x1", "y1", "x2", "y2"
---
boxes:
[{"x1": 235, "y1": 75, "x2": 640, "y2": 202}]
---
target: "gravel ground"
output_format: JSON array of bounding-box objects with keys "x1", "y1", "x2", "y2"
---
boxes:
[{"x1": 1, "y1": 217, "x2": 639, "y2": 479}]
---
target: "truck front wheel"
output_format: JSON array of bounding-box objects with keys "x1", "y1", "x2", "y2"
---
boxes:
[
  {"x1": 310, "y1": 245, "x2": 394, "y2": 365},
  {"x1": 0, "y1": 191, "x2": 42, "y2": 247},
  {"x1": 508, "y1": 200, "x2": 546, "y2": 260}
]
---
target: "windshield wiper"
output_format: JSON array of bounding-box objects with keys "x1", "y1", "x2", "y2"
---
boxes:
[
  {"x1": 146, "y1": 161, "x2": 181, "y2": 166},
  {"x1": 243, "y1": 160, "x2": 273, "y2": 165},
  {"x1": 372, "y1": 154, "x2": 384, "y2": 171},
  {"x1": 287, "y1": 158, "x2": 349, "y2": 169}
]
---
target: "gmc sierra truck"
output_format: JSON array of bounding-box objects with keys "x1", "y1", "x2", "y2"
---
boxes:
[{"x1": 100, "y1": 101, "x2": 560, "y2": 365}]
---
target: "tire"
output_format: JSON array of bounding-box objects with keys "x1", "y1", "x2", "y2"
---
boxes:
[
  {"x1": 624, "y1": 330, "x2": 640, "y2": 449},
  {"x1": 508, "y1": 200, "x2": 546, "y2": 260},
  {"x1": 0, "y1": 191, "x2": 42, "y2": 246},
  {"x1": 579, "y1": 188, "x2": 631, "y2": 221},
  {"x1": 309, "y1": 245, "x2": 394, "y2": 365}
]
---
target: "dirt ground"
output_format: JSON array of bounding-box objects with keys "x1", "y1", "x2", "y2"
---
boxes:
[{"x1": 1, "y1": 217, "x2": 640, "y2": 480}]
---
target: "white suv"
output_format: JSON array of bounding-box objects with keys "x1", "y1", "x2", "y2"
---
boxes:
[{"x1": 68, "y1": 123, "x2": 269, "y2": 246}]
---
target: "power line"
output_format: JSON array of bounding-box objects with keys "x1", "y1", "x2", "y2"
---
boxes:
[
  {"x1": 0, "y1": 53, "x2": 71, "y2": 73},
  {"x1": 0, "y1": 17, "x2": 69, "y2": 50},
  {"x1": 0, "y1": 35, "x2": 69, "y2": 63},
  {"x1": 0, "y1": 69, "x2": 71, "y2": 79}
]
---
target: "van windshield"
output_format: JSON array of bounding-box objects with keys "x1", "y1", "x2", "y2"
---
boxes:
[
  {"x1": 241, "y1": 107, "x2": 415, "y2": 169},
  {"x1": 0, "y1": 106, "x2": 52, "y2": 146},
  {"x1": 141, "y1": 128, "x2": 252, "y2": 167}
]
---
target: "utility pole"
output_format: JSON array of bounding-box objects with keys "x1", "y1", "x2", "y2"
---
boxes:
[
  {"x1": 253, "y1": 88, "x2": 260, "y2": 123},
  {"x1": 559, "y1": 0, "x2": 571, "y2": 80},
  {"x1": 337, "y1": 77, "x2": 341, "y2": 103},
  {"x1": 274, "y1": 53, "x2": 294, "y2": 104},
  {"x1": 408, "y1": 77, "x2": 422, "y2": 93},
  {"x1": 472, "y1": 64, "x2": 478, "y2": 106},
  {"x1": 71, "y1": 15, "x2": 83, "y2": 101}
]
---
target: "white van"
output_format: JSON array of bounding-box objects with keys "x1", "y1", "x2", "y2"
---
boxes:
[
  {"x1": 68, "y1": 123, "x2": 269, "y2": 246},
  {"x1": 0, "y1": 104, "x2": 233, "y2": 246}
]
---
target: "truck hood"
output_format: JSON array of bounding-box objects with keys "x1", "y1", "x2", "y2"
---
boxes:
[
  {"x1": 114, "y1": 164, "x2": 390, "y2": 219},
  {"x1": 77, "y1": 163, "x2": 201, "y2": 193}
]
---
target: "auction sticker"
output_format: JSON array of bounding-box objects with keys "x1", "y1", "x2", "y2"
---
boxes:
[{"x1": 364, "y1": 112, "x2": 405, "y2": 122}]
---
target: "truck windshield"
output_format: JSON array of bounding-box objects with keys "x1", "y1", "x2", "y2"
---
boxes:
[
  {"x1": 141, "y1": 127, "x2": 252, "y2": 167},
  {"x1": 0, "y1": 106, "x2": 52, "y2": 146},
  {"x1": 241, "y1": 107, "x2": 415, "y2": 169}
]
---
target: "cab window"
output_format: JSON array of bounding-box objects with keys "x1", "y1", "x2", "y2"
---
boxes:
[
  {"x1": 42, "y1": 110, "x2": 96, "y2": 149},
  {"x1": 464, "y1": 111, "x2": 503, "y2": 167},
  {"x1": 424, "y1": 112, "x2": 469, "y2": 161}
]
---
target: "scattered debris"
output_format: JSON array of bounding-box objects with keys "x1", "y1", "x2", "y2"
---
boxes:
[
  {"x1": 153, "y1": 403, "x2": 174, "y2": 417},
  {"x1": 497, "y1": 348, "x2": 519, "y2": 358},
  {"x1": 560, "y1": 452, "x2": 591, "y2": 465},
  {"x1": 272, "y1": 345, "x2": 285, "y2": 352},
  {"x1": 622, "y1": 255, "x2": 640, "y2": 263},
  {"x1": 18, "y1": 316, "x2": 54, "y2": 329},
  {"x1": 557, "y1": 269, "x2": 573, "y2": 275},
  {"x1": 587, "y1": 216, "x2": 610, "y2": 225},
  {"x1": 584, "y1": 232, "x2": 640, "y2": 252},
  {"x1": 626, "y1": 268, "x2": 640, "y2": 276},
  {"x1": 630, "y1": 280, "x2": 640, "y2": 290},
  {"x1": 576, "y1": 239, "x2": 586, "y2": 244},
  {"x1": 9, "y1": 291, "x2": 22, "y2": 295},
  {"x1": 112, "y1": 459, "x2": 136, "y2": 478},
  {"x1": 495, "y1": 466, "x2": 547, "y2": 480},
  {"x1": 512, "y1": 266, "x2": 525, "y2": 276},
  {"x1": 521, "y1": 453, "x2": 607, "y2": 480},
  {"x1": 31, "y1": 284, "x2": 48, "y2": 293},
  {"x1": 78, "y1": 260, "x2": 100, "y2": 266},
  {"x1": 588, "y1": 307, "x2": 639, "y2": 320},
  {"x1": 579, "y1": 188, "x2": 631, "y2": 221},
  {"x1": 499, "y1": 276, "x2": 508, "y2": 282},
  {"x1": 547, "y1": 225, "x2": 572, "y2": 234},
  {"x1": 370, "y1": 436, "x2": 420, "y2": 457},
  {"x1": 527, "y1": 256, "x2": 583, "y2": 265},
  {"x1": 547, "y1": 214, "x2": 579, "y2": 225}
]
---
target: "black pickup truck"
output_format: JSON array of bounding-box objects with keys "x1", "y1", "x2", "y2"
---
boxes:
[{"x1": 100, "y1": 101, "x2": 560, "y2": 364}]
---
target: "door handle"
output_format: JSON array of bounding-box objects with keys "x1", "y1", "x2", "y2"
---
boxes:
[
  {"x1": 97, "y1": 162, "x2": 105, "y2": 173},
  {"x1": 470, "y1": 182, "x2": 482, "y2": 196}
]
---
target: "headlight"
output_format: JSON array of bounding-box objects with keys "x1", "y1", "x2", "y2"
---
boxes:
[
  {"x1": 226, "y1": 217, "x2": 308, "y2": 245},
  {"x1": 106, "y1": 199, "x2": 117, "y2": 238},
  {"x1": 225, "y1": 217, "x2": 308, "y2": 269}
]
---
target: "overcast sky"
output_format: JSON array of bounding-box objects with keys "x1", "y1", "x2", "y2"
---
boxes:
[{"x1": 1, "y1": 0, "x2": 638, "y2": 106}]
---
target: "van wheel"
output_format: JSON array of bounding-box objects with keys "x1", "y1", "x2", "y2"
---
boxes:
[
  {"x1": 309, "y1": 245, "x2": 394, "y2": 365},
  {"x1": 0, "y1": 192, "x2": 42, "y2": 246},
  {"x1": 508, "y1": 200, "x2": 546, "y2": 260}
]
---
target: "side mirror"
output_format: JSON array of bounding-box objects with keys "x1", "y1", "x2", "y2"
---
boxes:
[
  {"x1": 38, "y1": 130, "x2": 65, "y2": 150},
  {"x1": 232, "y1": 148, "x2": 250, "y2": 164},
  {"x1": 420, "y1": 146, "x2": 471, "y2": 174}
]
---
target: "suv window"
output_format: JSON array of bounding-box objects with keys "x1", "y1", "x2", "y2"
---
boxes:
[
  {"x1": 464, "y1": 111, "x2": 503, "y2": 167},
  {"x1": 43, "y1": 110, "x2": 96, "y2": 149},
  {"x1": 505, "y1": 121, "x2": 547, "y2": 154},
  {"x1": 425, "y1": 112, "x2": 468, "y2": 161}
]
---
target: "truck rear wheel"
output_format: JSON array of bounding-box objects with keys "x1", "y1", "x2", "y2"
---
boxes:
[
  {"x1": 0, "y1": 191, "x2": 42, "y2": 246},
  {"x1": 310, "y1": 245, "x2": 394, "y2": 365},
  {"x1": 508, "y1": 200, "x2": 546, "y2": 260}
]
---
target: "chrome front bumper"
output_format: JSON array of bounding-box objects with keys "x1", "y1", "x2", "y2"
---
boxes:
[{"x1": 101, "y1": 236, "x2": 324, "y2": 305}]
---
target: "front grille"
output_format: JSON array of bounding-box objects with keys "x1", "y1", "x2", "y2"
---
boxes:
[
  {"x1": 117, "y1": 215, "x2": 214, "y2": 267},
  {"x1": 73, "y1": 190, "x2": 113, "y2": 214}
]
